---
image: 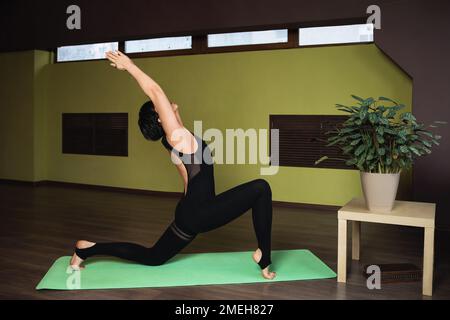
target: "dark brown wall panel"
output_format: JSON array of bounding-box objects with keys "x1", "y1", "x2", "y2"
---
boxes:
[
  {"x1": 62, "y1": 113, "x2": 128, "y2": 157},
  {"x1": 374, "y1": 0, "x2": 450, "y2": 227},
  {"x1": 270, "y1": 115, "x2": 349, "y2": 169}
]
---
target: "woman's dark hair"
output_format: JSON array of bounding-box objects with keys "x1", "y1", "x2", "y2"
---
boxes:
[{"x1": 138, "y1": 101, "x2": 164, "y2": 141}]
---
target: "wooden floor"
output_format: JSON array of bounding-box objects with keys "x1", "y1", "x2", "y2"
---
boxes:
[{"x1": 1, "y1": 183, "x2": 450, "y2": 300}]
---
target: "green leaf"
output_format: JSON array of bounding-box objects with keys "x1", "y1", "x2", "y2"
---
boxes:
[
  {"x1": 379, "y1": 96, "x2": 398, "y2": 104},
  {"x1": 359, "y1": 106, "x2": 368, "y2": 120},
  {"x1": 363, "y1": 97, "x2": 375, "y2": 106},
  {"x1": 386, "y1": 109, "x2": 397, "y2": 118},
  {"x1": 420, "y1": 131, "x2": 434, "y2": 138},
  {"x1": 376, "y1": 135, "x2": 385, "y2": 144},
  {"x1": 388, "y1": 105, "x2": 405, "y2": 114},
  {"x1": 343, "y1": 121, "x2": 355, "y2": 127},
  {"x1": 392, "y1": 148, "x2": 399, "y2": 159},
  {"x1": 354, "y1": 144, "x2": 366, "y2": 156},
  {"x1": 431, "y1": 139, "x2": 440, "y2": 146},
  {"x1": 326, "y1": 138, "x2": 345, "y2": 147},
  {"x1": 345, "y1": 159, "x2": 357, "y2": 166},
  {"x1": 409, "y1": 146, "x2": 421, "y2": 156},
  {"x1": 376, "y1": 126, "x2": 384, "y2": 135},
  {"x1": 357, "y1": 153, "x2": 366, "y2": 167},
  {"x1": 336, "y1": 105, "x2": 355, "y2": 113},
  {"x1": 386, "y1": 157, "x2": 393, "y2": 165},
  {"x1": 384, "y1": 128, "x2": 397, "y2": 135},
  {"x1": 342, "y1": 145, "x2": 354, "y2": 154},
  {"x1": 400, "y1": 112, "x2": 416, "y2": 122},
  {"x1": 368, "y1": 113, "x2": 378, "y2": 124},
  {"x1": 421, "y1": 146, "x2": 431, "y2": 154},
  {"x1": 377, "y1": 147, "x2": 386, "y2": 156},
  {"x1": 379, "y1": 118, "x2": 389, "y2": 125},
  {"x1": 414, "y1": 123, "x2": 425, "y2": 130},
  {"x1": 337, "y1": 108, "x2": 355, "y2": 114},
  {"x1": 340, "y1": 127, "x2": 356, "y2": 134},
  {"x1": 351, "y1": 95, "x2": 365, "y2": 103},
  {"x1": 398, "y1": 129, "x2": 408, "y2": 138},
  {"x1": 350, "y1": 139, "x2": 361, "y2": 146},
  {"x1": 376, "y1": 105, "x2": 387, "y2": 112},
  {"x1": 327, "y1": 135, "x2": 340, "y2": 141},
  {"x1": 315, "y1": 156, "x2": 328, "y2": 165},
  {"x1": 399, "y1": 145, "x2": 409, "y2": 153}
]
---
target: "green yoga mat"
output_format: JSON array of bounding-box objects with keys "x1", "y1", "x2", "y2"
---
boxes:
[{"x1": 36, "y1": 249, "x2": 336, "y2": 290}]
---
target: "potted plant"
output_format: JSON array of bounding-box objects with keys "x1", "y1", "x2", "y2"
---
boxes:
[{"x1": 316, "y1": 95, "x2": 444, "y2": 212}]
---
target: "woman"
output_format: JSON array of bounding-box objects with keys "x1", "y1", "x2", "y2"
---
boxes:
[{"x1": 70, "y1": 50, "x2": 276, "y2": 279}]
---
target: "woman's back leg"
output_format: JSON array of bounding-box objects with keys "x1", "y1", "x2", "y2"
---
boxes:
[{"x1": 73, "y1": 221, "x2": 195, "y2": 266}]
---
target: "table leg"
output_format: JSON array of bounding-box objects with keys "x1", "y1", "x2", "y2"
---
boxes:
[
  {"x1": 423, "y1": 227, "x2": 435, "y2": 296},
  {"x1": 337, "y1": 219, "x2": 347, "y2": 283},
  {"x1": 352, "y1": 221, "x2": 361, "y2": 260}
]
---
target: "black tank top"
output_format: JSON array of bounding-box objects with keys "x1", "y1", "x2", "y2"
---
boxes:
[{"x1": 161, "y1": 132, "x2": 215, "y2": 201}]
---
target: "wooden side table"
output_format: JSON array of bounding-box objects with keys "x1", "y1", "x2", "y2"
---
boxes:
[{"x1": 337, "y1": 197, "x2": 436, "y2": 296}]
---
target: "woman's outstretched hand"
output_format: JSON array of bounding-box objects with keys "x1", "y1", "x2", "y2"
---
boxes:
[{"x1": 106, "y1": 50, "x2": 133, "y2": 71}]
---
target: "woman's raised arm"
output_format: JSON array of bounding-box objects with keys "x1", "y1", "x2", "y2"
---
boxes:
[{"x1": 106, "y1": 50, "x2": 181, "y2": 137}]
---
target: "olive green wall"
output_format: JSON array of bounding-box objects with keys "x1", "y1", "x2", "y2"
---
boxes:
[
  {"x1": 0, "y1": 45, "x2": 412, "y2": 206},
  {"x1": 33, "y1": 51, "x2": 52, "y2": 181},
  {"x1": 0, "y1": 51, "x2": 35, "y2": 181},
  {"x1": 43, "y1": 44, "x2": 412, "y2": 205},
  {"x1": 0, "y1": 50, "x2": 52, "y2": 182}
]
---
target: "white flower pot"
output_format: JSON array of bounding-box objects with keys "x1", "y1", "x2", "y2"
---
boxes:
[{"x1": 360, "y1": 171, "x2": 400, "y2": 212}]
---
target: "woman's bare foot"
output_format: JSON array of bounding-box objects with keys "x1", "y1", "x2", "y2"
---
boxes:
[
  {"x1": 69, "y1": 240, "x2": 96, "y2": 270},
  {"x1": 252, "y1": 248, "x2": 262, "y2": 264},
  {"x1": 261, "y1": 267, "x2": 276, "y2": 280},
  {"x1": 252, "y1": 248, "x2": 276, "y2": 280}
]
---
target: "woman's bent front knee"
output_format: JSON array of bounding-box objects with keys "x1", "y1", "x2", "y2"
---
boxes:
[{"x1": 252, "y1": 179, "x2": 272, "y2": 197}]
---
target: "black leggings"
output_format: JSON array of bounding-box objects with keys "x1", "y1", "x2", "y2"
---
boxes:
[{"x1": 75, "y1": 179, "x2": 273, "y2": 269}]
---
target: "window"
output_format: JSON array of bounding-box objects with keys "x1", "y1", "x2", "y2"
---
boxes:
[
  {"x1": 62, "y1": 113, "x2": 128, "y2": 156},
  {"x1": 270, "y1": 115, "x2": 349, "y2": 169},
  {"x1": 299, "y1": 24, "x2": 374, "y2": 46},
  {"x1": 125, "y1": 36, "x2": 192, "y2": 53},
  {"x1": 208, "y1": 29, "x2": 288, "y2": 48},
  {"x1": 57, "y1": 42, "x2": 118, "y2": 62},
  {"x1": 55, "y1": 23, "x2": 374, "y2": 61}
]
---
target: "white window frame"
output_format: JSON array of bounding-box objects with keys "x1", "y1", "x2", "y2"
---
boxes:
[
  {"x1": 207, "y1": 29, "x2": 288, "y2": 48},
  {"x1": 299, "y1": 24, "x2": 374, "y2": 47},
  {"x1": 56, "y1": 42, "x2": 119, "y2": 62},
  {"x1": 124, "y1": 36, "x2": 193, "y2": 54}
]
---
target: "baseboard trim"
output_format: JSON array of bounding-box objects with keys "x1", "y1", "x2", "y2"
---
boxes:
[
  {"x1": 272, "y1": 200, "x2": 339, "y2": 211},
  {"x1": 0, "y1": 179, "x2": 42, "y2": 187},
  {"x1": 39, "y1": 180, "x2": 184, "y2": 198}
]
